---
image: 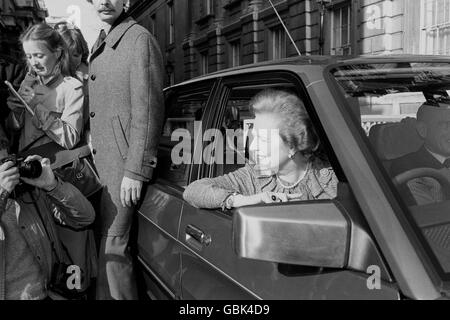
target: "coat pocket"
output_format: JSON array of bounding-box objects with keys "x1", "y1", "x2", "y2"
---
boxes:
[{"x1": 111, "y1": 115, "x2": 130, "y2": 160}]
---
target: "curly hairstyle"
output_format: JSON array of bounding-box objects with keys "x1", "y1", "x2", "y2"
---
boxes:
[
  {"x1": 250, "y1": 89, "x2": 320, "y2": 158},
  {"x1": 19, "y1": 23, "x2": 73, "y2": 77}
]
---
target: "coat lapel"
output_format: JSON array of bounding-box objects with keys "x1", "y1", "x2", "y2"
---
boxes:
[{"x1": 90, "y1": 17, "x2": 138, "y2": 63}]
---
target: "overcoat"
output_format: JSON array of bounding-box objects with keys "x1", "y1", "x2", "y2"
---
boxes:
[{"x1": 89, "y1": 17, "x2": 164, "y2": 235}]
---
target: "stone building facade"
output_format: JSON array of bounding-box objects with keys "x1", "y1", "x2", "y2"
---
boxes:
[
  {"x1": 128, "y1": 0, "x2": 450, "y2": 86},
  {"x1": 0, "y1": 0, "x2": 47, "y2": 56}
]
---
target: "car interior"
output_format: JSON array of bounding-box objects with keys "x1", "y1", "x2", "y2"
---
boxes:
[
  {"x1": 368, "y1": 118, "x2": 423, "y2": 172},
  {"x1": 333, "y1": 61, "x2": 450, "y2": 274}
]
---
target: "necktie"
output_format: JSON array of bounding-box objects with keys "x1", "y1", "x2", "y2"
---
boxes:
[
  {"x1": 91, "y1": 29, "x2": 106, "y2": 54},
  {"x1": 444, "y1": 158, "x2": 450, "y2": 168}
]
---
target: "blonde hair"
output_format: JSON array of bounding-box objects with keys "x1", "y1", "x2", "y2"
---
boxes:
[
  {"x1": 20, "y1": 23, "x2": 73, "y2": 77},
  {"x1": 250, "y1": 89, "x2": 320, "y2": 157}
]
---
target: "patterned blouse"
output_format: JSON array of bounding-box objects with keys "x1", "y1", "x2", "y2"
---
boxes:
[{"x1": 183, "y1": 157, "x2": 338, "y2": 209}]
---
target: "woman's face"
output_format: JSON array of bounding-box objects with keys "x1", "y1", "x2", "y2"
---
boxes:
[
  {"x1": 248, "y1": 113, "x2": 291, "y2": 176},
  {"x1": 23, "y1": 40, "x2": 60, "y2": 78},
  {"x1": 70, "y1": 49, "x2": 82, "y2": 71}
]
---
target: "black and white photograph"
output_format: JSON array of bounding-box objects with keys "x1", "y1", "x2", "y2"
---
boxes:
[{"x1": 1, "y1": 0, "x2": 450, "y2": 308}]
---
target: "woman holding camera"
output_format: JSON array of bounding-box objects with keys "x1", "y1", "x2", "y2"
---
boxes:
[{"x1": 6, "y1": 23, "x2": 84, "y2": 152}]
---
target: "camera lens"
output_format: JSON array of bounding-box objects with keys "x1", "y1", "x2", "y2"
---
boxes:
[{"x1": 18, "y1": 160, "x2": 42, "y2": 179}]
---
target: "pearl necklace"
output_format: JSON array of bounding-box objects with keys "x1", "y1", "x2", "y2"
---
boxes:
[{"x1": 276, "y1": 163, "x2": 310, "y2": 189}]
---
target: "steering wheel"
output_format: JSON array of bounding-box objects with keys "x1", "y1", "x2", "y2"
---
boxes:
[{"x1": 393, "y1": 167, "x2": 450, "y2": 199}]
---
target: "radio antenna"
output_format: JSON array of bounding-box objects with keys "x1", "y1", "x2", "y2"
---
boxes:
[{"x1": 267, "y1": 0, "x2": 302, "y2": 56}]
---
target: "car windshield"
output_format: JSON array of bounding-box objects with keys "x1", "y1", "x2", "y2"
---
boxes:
[{"x1": 331, "y1": 62, "x2": 450, "y2": 276}]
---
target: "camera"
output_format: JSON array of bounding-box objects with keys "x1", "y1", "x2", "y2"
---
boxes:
[{"x1": 0, "y1": 155, "x2": 42, "y2": 179}]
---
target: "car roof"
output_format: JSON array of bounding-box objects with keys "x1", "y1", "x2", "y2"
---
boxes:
[{"x1": 166, "y1": 54, "x2": 450, "y2": 90}]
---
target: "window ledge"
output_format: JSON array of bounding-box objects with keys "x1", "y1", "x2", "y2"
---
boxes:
[
  {"x1": 195, "y1": 13, "x2": 215, "y2": 25},
  {"x1": 223, "y1": 0, "x2": 241, "y2": 10}
]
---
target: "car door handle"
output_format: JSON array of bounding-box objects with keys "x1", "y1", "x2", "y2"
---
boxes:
[{"x1": 185, "y1": 224, "x2": 212, "y2": 247}]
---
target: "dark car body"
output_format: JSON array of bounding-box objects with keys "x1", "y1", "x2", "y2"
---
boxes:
[{"x1": 136, "y1": 55, "x2": 450, "y2": 300}]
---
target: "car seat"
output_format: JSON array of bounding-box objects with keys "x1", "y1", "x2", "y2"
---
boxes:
[{"x1": 368, "y1": 117, "x2": 423, "y2": 172}]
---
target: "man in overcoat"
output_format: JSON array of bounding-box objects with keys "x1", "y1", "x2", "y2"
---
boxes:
[{"x1": 87, "y1": 0, "x2": 164, "y2": 300}]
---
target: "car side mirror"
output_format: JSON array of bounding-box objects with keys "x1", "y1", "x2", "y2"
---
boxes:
[{"x1": 232, "y1": 201, "x2": 349, "y2": 268}]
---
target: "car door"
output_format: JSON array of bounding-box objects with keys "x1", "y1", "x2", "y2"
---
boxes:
[
  {"x1": 136, "y1": 79, "x2": 218, "y2": 299},
  {"x1": 178, "y1": 71, "x2": 401, "y2": 300}
]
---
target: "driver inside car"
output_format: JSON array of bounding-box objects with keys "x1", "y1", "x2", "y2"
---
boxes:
[{"x1": 390, "y1": 101, "x2": 450, "y2": 205}]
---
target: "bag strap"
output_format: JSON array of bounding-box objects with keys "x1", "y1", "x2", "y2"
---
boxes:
[
  {"x1": 19, "y1": 143, "x2": 92, "y2": 170},
  {"x1": 20, "y1": 134, "x2": 47, "y2": 153},
  {"x1": 28, "y1": 191, "x2": 72, "y2": 265},
  {"x1": 49, "y1": 145, "x2": 92, "y2": 169}
]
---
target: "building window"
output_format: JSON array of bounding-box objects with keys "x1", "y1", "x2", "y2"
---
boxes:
[
  {"x1": 200, "y1": 51, "x2": 209, "y2": 75},
  {"x1": 206, "y1": 0, "x2": 213, "y2": 15},
  {"x1": 200, "y1": 0, "x2": 214, "y2": 16},
  {"x1": 37, "y1": 0, "x2": 46, "y2": 9},
  {"x1": 269, "y1": 27, "x2": 286, "y2": 60},
  {"x1": 229, "y1": 40, "x2": 240, "y2": 67},
  {"x1": 420, "y1": 0, "x2": 450, "y2": 54},
  {"x1": 168, "y1": 2, "x2": 174, "y2": 44},
  {"x1": 12, "y1": 0, "x2": 34, "y2": 8},
  {"x1": 331, "y1": 4, "x2": 351, "y2": 55},
  {"x1": 151, "y1": 14, "x2": 156, "y2": 36}
]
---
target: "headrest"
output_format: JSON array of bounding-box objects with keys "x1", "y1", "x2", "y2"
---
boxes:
[
  {"x1": 369, "y1": 118, "x2": 423, "y2": 161},
  {"x1": 417, "y1": 102, "x2": 450, "y2": 123}
]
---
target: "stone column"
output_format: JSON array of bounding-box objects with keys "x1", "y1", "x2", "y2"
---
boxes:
[{"x1": 183, "y1": 0, "x2": 196, "y2": 80}]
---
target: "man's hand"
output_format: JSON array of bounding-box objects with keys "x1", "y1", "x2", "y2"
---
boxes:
[
  {"x1": 120, "y1": 176, "x2": 143, "y2": 207},
  {"x1": 20, "y1": 155, "x2": 58, "y2": 191},
  {"x1": 0, "y1": 161, "x2": 20, "y2": 193}
]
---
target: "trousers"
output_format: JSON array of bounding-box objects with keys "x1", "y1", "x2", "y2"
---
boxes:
[{"x1": 96, "y1": 233, "x2": 138, "y2": 300}]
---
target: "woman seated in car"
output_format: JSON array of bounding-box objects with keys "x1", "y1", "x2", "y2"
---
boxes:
[{"x1": 183, "y1": 89, "x2": 338, "y2": 209}]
